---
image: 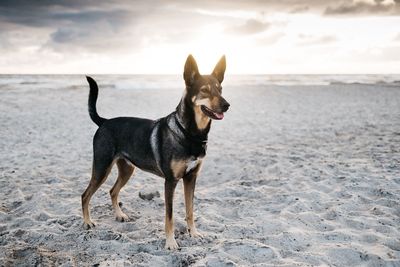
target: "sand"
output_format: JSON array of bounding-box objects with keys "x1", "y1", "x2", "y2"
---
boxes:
[{"x1": 0, "y1": 75, "x2": 399, "y2": 266}]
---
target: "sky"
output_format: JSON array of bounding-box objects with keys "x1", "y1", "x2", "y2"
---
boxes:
[{"x1": 0, "y1": 0, "x2": 400, "y2": 74}]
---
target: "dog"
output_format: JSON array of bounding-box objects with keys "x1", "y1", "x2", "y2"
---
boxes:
[{"x1": 81, "y1": 55, "x2": 229, "y2": 249}]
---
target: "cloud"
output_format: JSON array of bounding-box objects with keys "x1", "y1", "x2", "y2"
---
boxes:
[
  {"x1": 297, "y1": 34, "x2": 337, "y2": 46},
  {"x1": 290, "y1": 5, "x2": 311, "y2": 13},
  {"x1": 0, "y1": 1, "x2": 115, "y2": 27},
  {"x1": 0, "y1": 0, "x2": 399, "y2": 74},
  {"x1": 0, "y1": 1, "x2": 216, "y2": 55},
  {"x1": 0, "y1": 0, "x2": 235, "y2": 54},
  {"x1": 324, "y1": 0, "x2": 400, "y2": 16},
  {"x1": 44, "y1": 9, "x2": 138, "y2": 52},
  {"x1": 226, "y1": 19, "x2": 270, "y2": 35},
  {"x1": 171, "y1": 0, "x2": 340, "y2": 15},
  {"x1": 0, "y1": 1, "x2": 143, "y2": 54}
]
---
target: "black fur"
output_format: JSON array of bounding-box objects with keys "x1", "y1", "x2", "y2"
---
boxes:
[{"x1": 87, "y1": 76, "x2": 106, "y2": 127}]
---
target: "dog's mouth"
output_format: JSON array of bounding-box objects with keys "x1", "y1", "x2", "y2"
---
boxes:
[{"x1": 201, "y1": 105, "x2": 224, "y2": 120}]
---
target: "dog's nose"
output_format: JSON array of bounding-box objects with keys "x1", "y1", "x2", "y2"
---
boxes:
[{"x1": 222, "y1": 101, "x2": 230, "y2": 112}]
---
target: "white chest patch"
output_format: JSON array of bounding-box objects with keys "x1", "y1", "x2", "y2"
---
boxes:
[
  {"x1": 171, "y1": 158, "x2": 201, "y2": 178},
  {"x1": 186, "y1": 159, "x2": 199, "y2": 174}
]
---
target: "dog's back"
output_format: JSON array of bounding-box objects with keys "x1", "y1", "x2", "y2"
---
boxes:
[{"x1": 94, "y1": 116, "x2": 163, "y2": 176}]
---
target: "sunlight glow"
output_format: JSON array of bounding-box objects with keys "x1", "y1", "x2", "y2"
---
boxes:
[{"x1": 1, "y1": 7, "x2": 399, "y2": 74}]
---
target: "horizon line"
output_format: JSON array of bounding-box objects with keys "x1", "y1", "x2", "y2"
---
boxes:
[{"x1": 1, "y1": 73, "x2": 400, "y2": 76}]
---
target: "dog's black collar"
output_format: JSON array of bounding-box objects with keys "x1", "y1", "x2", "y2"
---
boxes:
[
  {"x1": 173, "y1": 114, "x2": 208, "y2": 144},
  {"x1": 165, "y1": 114, "x2": 208, "y2": 145},
  {"x1": 165, "y1": 114, "x2": 207, "y2": 158}
]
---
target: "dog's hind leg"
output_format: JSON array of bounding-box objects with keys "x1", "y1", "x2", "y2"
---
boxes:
[
  {"x1": 81, "y1": 139, "x2": 115, "y2": 229},
  {"x1": 110, "y1": 158, "x2": 135, "y2": 222}
]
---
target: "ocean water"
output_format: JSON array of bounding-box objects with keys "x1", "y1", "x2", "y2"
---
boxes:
[{"x1": 0, "y1": 74, "x2": 399, "y2": 91}]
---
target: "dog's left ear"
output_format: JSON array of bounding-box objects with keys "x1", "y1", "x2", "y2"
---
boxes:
[{"x1": 212, "y1": 55, "x2": 226, "y2": 83}]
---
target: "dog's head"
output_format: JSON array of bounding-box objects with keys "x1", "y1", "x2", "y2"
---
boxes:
[{"x1": 183, "y1": 55, "x2": 230, "y2": 120}]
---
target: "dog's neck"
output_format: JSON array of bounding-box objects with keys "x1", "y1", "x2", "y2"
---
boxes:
[{"x1": 175, "y1": 92, "x2": 211, "y2": 139}]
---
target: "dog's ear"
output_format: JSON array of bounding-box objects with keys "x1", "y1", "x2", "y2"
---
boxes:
[
  {"x1": 212, "y1": 55, "x2": 226, "y2": 83},
  {"x1": 184, "y1": 54, "x2": 200, "y2": 87}
]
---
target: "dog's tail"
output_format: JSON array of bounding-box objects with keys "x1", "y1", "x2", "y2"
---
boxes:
[{"x1": 86, "y1": 76, "x2": 107, "y2": 127}]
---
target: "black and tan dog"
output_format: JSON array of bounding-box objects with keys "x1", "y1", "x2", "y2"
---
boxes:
[{"x1": 81, "y1": 55, "x2": 229, "y2": 249}]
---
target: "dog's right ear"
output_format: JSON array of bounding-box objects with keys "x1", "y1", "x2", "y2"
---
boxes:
[{"x1": 183, "y1": 54, "x2": 200, "y2": 87}]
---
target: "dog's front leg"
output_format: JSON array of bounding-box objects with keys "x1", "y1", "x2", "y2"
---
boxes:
[
  {"x1": 183, "y1": 166, "x2": 203, "y2": 238},
  {"x1": 164, "y1": 179, "x2": 179, "y2": 249}
]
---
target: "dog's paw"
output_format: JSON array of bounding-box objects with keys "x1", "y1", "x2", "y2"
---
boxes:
[
  {"x1": 83, "y1": 221, "x2": 96, "y2": 230},
  {"x1": 115, "y1": 212, "x2": 129, "y2": 222},
  {"x1": 189, "y1": 228, "x2": 204, "y2": 238},
  {"x1": 165, "y1": 237, "x2": 179, "y2": 250}
]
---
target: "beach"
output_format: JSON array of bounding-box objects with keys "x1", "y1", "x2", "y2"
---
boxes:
[{"x1": 0, "y1": 75, "x2": 399, "y2": 266}]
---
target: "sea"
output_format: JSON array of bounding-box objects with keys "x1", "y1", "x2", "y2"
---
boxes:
[{"x1": 0, "y1": 74, "x2": 399, "y2": 91}]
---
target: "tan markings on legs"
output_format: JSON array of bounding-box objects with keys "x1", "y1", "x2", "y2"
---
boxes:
[
  {"x1": 183, "y1": 162, "x2": 203, "y2": 238},
  {"x1": 82, "y1": 161, "x2": 113, "y2": 229},
  {"x1": 165, "y1": 179, "x2": 179, "y2": 249},
  {"x1": 110, "y1": 158, "x2": 135, "y2": 222}
]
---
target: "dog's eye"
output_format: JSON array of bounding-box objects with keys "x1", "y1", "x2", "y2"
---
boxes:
[{"x1": 200, "y1": 87, "x2": 208, "y2": 93}]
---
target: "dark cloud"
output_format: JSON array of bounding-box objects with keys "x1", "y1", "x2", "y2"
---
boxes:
[
  {"x1": 0, "y1": 1, "x2": 163, "y2": 54},
  {"x1": 44, "y1": 9, "x2": 137, "y2": 52},
  {"x1": 44, "y1": 7, "x2": 209, "y2": 52},
  {"x1": 0, "y1": 0, "x2": 117, "y2": 27},
  {"x1": 325, "y1": 1, "x2": 400, "y2": 16}
]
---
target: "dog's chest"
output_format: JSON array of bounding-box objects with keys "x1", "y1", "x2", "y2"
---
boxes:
[
  {"x1": 170, "y1": 157, "x2": 201, "y2": 178},
  {"x1": 186, "y1": 158, "x2": 199, "y2": 173}
]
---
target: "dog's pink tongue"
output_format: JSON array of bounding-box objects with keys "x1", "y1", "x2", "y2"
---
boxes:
[{"x1": 214, "y1": 112, "x2": 224, "y2": 120}]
